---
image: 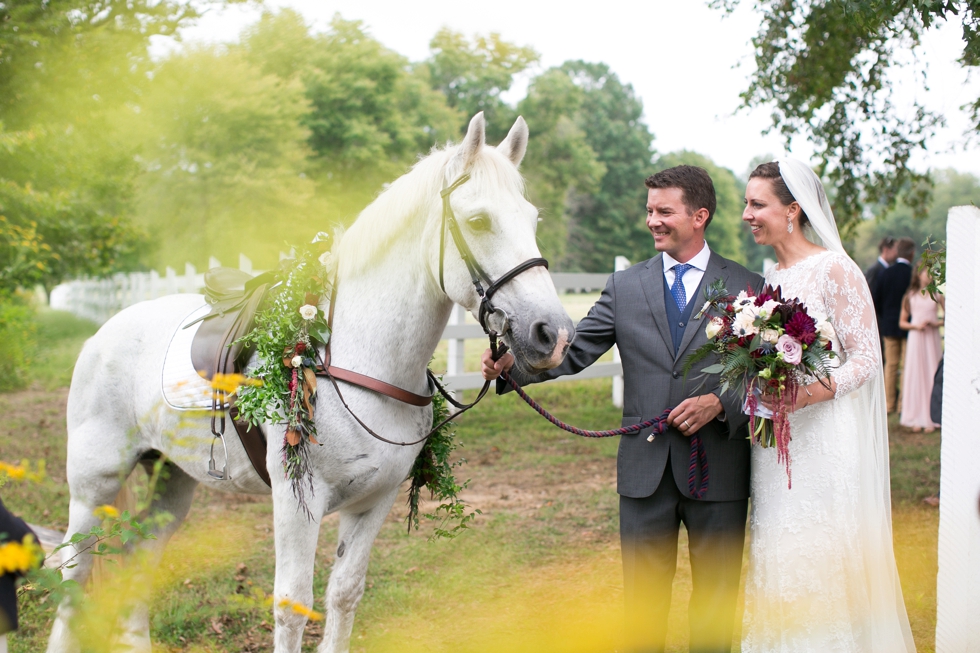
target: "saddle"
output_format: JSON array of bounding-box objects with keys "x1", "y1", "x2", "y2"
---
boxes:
[{"x1": 188, "y1": 267, "x2": 278, "y2": 486}]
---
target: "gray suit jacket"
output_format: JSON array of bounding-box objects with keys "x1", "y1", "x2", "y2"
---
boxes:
[{"x1": 504, "y1": 251, "x2": 763, "y2": 501}]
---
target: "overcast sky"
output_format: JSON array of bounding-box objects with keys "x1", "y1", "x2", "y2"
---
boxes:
[{"x1": 163, "y1": 0, "x2": 980, "y2": 178}]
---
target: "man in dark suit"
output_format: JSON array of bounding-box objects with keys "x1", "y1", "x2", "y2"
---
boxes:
[
  {"x1": 874, "y1": 236, "x2": 915, "y2": 413},
  {"x1": 866, "y1": 237, "x2": 897, "y2": 353},
  {"x1": 483, "y1": 166, "x2": 762, "y2": 653},
  {"x1": 866, "y1": 236, "x2": 897, "y2": 299}
]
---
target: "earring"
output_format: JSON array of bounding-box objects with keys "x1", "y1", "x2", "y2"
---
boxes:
[{"x1": 786, "y1": 213, "x2": 794, "y2": 234}]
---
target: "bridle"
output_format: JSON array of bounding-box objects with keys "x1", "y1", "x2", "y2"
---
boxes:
[
  {"x1": 315, "y1": 171, "x2": 549, "y2": 445},
  {"x1": 437, "y1": 173, "x2": 549, "y2": 332}
]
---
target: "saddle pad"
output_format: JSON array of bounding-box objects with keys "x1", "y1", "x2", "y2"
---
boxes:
[{"x1": 162, "y1": 304, "x2": 230, "y2": 410}]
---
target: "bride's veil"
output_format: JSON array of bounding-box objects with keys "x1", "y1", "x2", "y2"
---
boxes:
[{"x1": 777, "y1": 157, "x2": 916, "y2": 651}]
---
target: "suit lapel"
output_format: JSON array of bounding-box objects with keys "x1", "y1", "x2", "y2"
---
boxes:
[
  {"x1": 674, "y1": 251, "x2": 728, "y2": 362},
  {"x1": 640, "y1": 254, "x2": 674, "y2": 351}
]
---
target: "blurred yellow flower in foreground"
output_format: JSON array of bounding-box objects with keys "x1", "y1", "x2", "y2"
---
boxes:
[
  {"x1": 277, "y1": 597, "x2": 324, "y2": 622},
  {"x1": 206, "y1": 372, "x2": 264, "y2": 396},
  {"x1": 93, "y1": 505, "x2": 121, "y2": 520},
  {"x1": 0, "y1": 535, "x2": 44, "y2": 574},
  {"x1": 0, "y1": 459, "x2": 46, "y2": 483}
]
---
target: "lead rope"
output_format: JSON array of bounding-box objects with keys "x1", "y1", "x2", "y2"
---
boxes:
[{"x1": 490, "y1": 338, "x2": 709, "y2": 499}]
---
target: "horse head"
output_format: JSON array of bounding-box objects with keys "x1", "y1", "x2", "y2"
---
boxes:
[{"x1": 433, "y1": 112, "x2": 575, "y2": 372}]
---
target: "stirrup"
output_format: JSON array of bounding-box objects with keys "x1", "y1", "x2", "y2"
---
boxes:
[{"x1": 207, "y1": 434, "x2": 231, "y2": 480}]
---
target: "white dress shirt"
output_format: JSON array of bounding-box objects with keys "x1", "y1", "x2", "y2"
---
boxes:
[
  {"x1": 877, "y1": 256, "x2": 890, "y2": 268},
  {"x1": 662, "y1": 240, "x2": 711, "y2": 307}
]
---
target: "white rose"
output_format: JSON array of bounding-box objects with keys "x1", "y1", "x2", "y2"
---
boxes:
[
  {"x1": 705, "y1": 317, "x2": 724, "y2": 339},
  {"x1": 761, "y1": 328, "x2": 780, "y2": 344},
  {"x1": 816, "y1": 318, "x2": 836, "y2": 343},
  {"x1": 299, "y1": 304, "x2": 318, "y2": 320},
  {"x1": 733, "y1": 311, "x2": 758, "y2": 337},
  {"x1": 291, "y1": 355, "x2": 304, "y2": 368}
]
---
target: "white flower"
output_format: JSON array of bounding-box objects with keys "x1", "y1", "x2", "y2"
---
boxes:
[
  {"x1": 735, "y1": 290, "x2": 751, "y2": 304},
  {"x1": 936, "y1": 282, "x2": 946, "y2": 295},
  {"x1": 815, "y1": 318, "x2": 836, "y2": 344},
  {"x1": 299, "y1": 304, "x2": 318, "y2": 320},
  {"x1": 291, "y1": 355, "x2": 304, "y2": 368},
  {"x1": 733, "y1": 311, "x2": 758, "y2": 337},
  {"x1": 757, "y1": 299, "x2": 780, "y2": 319},
  {"x1": 738, "y1": 303, "x2": 760, "y2": 320},
  {"x1": 705, "y1": 317, "x2": 724, "y2": 339},
  {"x1": 761, "y1": 328, "x2": 780, "y2": 344}
]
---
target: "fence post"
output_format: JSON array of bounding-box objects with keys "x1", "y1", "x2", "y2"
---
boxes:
[
  {"x1": 446, "y1": 304, "x2": 467, "y2": 401},
  {"x1": 184, "y1": 263, "x2": 197, "y2": 293},
  {"x1": 239, "y1": 254, "x2": 253, "y2": 274},
  {"x1": 209, "y1": 256, "x2": 221, "y2": 270},
  {"x1": 612, "y1": 256, "x2": 631, "y2": 408}
]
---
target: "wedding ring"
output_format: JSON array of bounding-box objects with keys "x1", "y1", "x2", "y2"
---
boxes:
[{"x1": 683, "y1": 419, "x2": 691, "y2": 429}]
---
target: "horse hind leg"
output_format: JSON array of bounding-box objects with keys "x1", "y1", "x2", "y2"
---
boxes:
[{"x1": 317, "y1": 487, "x2": 400, "y2": 653}]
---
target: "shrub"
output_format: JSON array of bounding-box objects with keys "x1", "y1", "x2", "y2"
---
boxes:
[{"x1": 0, "y1": 291, "x2": 37, "y2": 391}]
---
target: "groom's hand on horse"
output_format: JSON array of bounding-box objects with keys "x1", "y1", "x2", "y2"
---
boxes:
[
  {"x1": 667, "y1": 394, "x2": 723, "y2": 436},
  {"x1": 481, "y1": 349, "x2": 515, "y2": 380}
]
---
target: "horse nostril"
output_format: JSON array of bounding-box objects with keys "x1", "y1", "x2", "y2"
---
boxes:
[{"x1": 529, "y1": 320, "x2": 557, "y2": 353}]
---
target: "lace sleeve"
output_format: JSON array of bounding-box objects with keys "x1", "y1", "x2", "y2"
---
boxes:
[{"x1": 821, "y1": 254, "x2": 882, "y2": 398}]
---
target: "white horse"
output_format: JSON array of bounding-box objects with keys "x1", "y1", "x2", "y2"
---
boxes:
[{"x1": 47, "y1": 113, "x2": 574, "y2": 653}]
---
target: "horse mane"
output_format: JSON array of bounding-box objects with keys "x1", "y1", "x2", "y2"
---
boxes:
[{"x1": 335, "y1": 142, "x2": 527, "y2": 279}]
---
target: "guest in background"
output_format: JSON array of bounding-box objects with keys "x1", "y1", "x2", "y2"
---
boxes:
[
  {"x1": 899, "y1": 267, "x2": 944, "y2": 432},
  {"x1": 866, "y1": 236, "x2": 897, "y2": 297},
  {"x1": 874, "y1": 237, "x2": 915, "y2": 413},
  {"x1": 867, "y1": 236, "x2": 898, "y2": 353}
]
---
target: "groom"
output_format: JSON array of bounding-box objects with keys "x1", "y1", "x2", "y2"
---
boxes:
[{"x1": 483, "y1": 165, "x2": 761, "y2": 652}]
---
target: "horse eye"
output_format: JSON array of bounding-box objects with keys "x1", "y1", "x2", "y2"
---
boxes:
[{"x1": 467, "y1": 214, "x2": 491, "y2": 232}]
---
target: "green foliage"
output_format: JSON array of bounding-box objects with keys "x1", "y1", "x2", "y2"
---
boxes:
[
  {"x1": 0, "y1": 291, "x2": 36, "y2": 390},
  {"x1": 406, "y1": 386, "x2": 480, "y2": 539},
  {"x1": 133, "y1": 44, "x2": 316, "y2": 269},
  {"x1": 851, "y1": 168, "x2": 980, "y2": 266},
  {"x1": 713, "y1": 0, "x2": 980, "y2": 237},
  {"x1": 425, "y1": 27, "x2": 539, "y2": 142},
  {"x1": 652, "y1": 151, "x2": 746, "y2": 265},
  {"x1": 517, "y1": 69, "x2": 606, "y2": 264},
  {"x1": 560, "y1": 61, "x2": 659, "y2": 272}
]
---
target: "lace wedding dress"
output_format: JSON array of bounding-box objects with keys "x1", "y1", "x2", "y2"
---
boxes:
[{"x1": 741, "y1": 158, "x2": 916, "y2": 653}]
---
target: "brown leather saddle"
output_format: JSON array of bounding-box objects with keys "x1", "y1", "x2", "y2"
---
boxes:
[{"x1": 187, "y1": 267, "x2": 277, "y2": 486}]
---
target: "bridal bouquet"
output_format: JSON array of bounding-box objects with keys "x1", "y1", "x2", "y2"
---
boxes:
[{"x1": 685, "y1": 280, "x2": 838, "y2": 485}]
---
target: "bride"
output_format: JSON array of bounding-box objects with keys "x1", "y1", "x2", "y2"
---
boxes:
[{"x1": 739, "y1": 159, "x2": 916, "y2": 652}]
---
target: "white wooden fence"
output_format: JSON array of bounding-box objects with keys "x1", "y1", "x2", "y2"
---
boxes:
[{"x1": 50, "y1": 254, "x2": 628, "y2": 405}]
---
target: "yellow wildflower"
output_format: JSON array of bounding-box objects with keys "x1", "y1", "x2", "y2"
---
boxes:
[
  {"x1": 93, "y1": 505, "x2": 120, "y2": 520},
  {"x1": 0, "y1": 460, "x2": 45, "y2": 483},
  {"x1": 207, "y1": 373, "x2": 263, "y2": 397},
  {"x1": 0, "y1": 535, "x2": 43, "y2": 574},
  {"x1": 277, "y1": 597, "x2": 324, "y2": 622}
]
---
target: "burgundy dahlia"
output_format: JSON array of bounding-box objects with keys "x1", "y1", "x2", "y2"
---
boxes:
[{"x1": 785, "y1": 311, "x2": 817, "y2": 345}]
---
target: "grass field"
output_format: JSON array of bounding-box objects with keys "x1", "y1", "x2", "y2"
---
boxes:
[{"x1": 0, "y1": 308, "x2": 941, "y2": 652}]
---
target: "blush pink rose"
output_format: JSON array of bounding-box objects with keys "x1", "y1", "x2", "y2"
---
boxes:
[{"x1": 776, "y1": 334, "x2": 803, "y2": 365}]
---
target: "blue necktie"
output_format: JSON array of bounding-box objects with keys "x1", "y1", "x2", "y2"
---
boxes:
[{"x1": 670, "y1": 263, "x2": 693, "y2": 311}]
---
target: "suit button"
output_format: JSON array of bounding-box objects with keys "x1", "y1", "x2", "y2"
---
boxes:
[
  {"x1": 678, "y1": 322, "x2": 685, "y2": 328},
  {"x1": 672, "y1": 371, "x2": 680, "y2": 379}
]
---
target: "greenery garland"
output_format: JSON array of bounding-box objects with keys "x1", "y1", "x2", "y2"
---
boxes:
[{"x1": 235, "y1": 237, "x2": 477, "y2": 535}]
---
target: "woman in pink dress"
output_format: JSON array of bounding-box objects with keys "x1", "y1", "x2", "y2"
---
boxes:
[{"x1": 899, "y1": 267, "x2": 944, "y2": 432}]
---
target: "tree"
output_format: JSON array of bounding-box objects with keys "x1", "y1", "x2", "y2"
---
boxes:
[
  {"x1": 133, "y1": 46, "x2": 316, "y2": 269},
  {"x1": 0, "y1": 0, "x2": 244, "y2": 289},
  {"x1": 516, "y1": 68, "x2": 606, "y2": 264},
  {"x1": 425, "y1": 28, "x2": 539, "y2": 142},
  {"x1": 560, "y1": 61, "x2": 658, "y2": 271},
  {"x1": 651, "y1": 151, "x2": 747, "y2": 266},
  {"x1": 713, "y1": 0, "x2": 980, "y2": 239},
  {"x1": 242, "y1": 12, "x2": 462, "y2": 224}
]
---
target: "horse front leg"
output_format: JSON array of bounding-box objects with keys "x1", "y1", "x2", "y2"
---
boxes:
[
  {"x1": 318, "y1": 487, "x2": 400, "y2": 653},
  {"x1": 272, "y1": 480, "x2": 328, "y2": 653}
]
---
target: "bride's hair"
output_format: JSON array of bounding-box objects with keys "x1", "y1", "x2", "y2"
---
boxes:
[{"x1": 749, "y1": 162, "x2": 811, "y2": 228}]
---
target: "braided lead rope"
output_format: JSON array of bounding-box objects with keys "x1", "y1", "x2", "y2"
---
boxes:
[{"x1": 500, "y1": 372, "x2": 709, "y2": 499}]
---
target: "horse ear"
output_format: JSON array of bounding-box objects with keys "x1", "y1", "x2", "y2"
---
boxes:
[
  {"x1": 497, "y1": 116, "x2": 528, "y2": 167},
  {"x1": 449, "y1": 112, "x2": 486, "y2": 176}
]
